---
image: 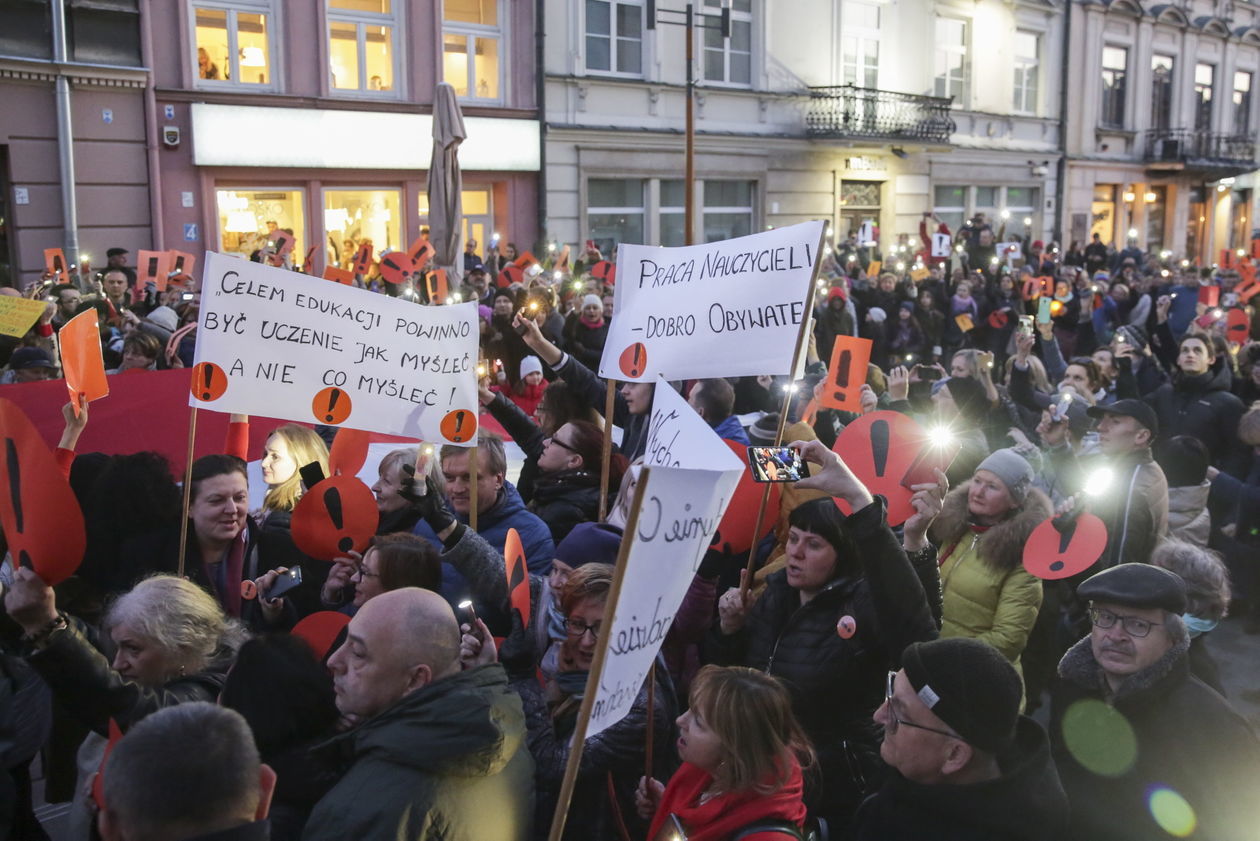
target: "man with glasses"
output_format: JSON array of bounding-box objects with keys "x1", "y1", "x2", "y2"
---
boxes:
[
  {"x1": 854, "y1": 637, "x2": 1068, "y2": 840},
  {"x1": 1051, "y1": 563, "x2": 1260, "y2": 840}
]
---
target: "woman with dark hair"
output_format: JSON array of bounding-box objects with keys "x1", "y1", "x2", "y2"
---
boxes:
[
  {"x1": 711, "y1": 441, "x2": 937, "y2": 829},
  {"x1": 528, "y1": 419, "x2": 627, "y2": 542},
  {"x1": 477, "y1": 378, "x2": 600, "y2": 504},
  {"x1": 636, "y1": 666, "x2": 813, "y2": 840},
  {"x1": 219, "y1": 634, "x2": 340, "y2": 841},
  {"x1": 321, "y1": 532, "x2": 441, "y2": 611}
]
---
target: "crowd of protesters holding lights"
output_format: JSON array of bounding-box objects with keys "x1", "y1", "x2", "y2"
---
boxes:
[{"x1": 0, "y1": 216, "x2": 1258, "y2": 841}]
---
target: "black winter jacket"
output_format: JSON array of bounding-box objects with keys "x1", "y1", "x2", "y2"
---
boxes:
[
  {"x1": 527, "y1": 469, "x2": 603, "y2": 543},
  {"x1": 1142, "y1": 360, "x2": 1246, "y2": 465},
  {"x1": 1050, "y1": 635, "x2": 1260, "y2": 841},
  {"x1": 552, "y1": 352, "x2": 649, "y2": 459},
  {"x1": 852, "y1": 717, "x2": 1068, "y2": 841},
  {"x1": 707, "y1": 498, "x2": 937, "y2": 824}
]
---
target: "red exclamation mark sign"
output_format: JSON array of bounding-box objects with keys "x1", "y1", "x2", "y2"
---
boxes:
[
  {"x1": 323, "y1": 486, "x2": 354, "y2": 552},
  {"x1": 619, "y1": 342, "x2": 648, "y2": 378},
  {"x1": 870, "y1": 419, "x2": 890, "y2": 477},
  {"x1": 833, "y1": 350, "x2": 852, "y2": 403},
  {"x1": 312, "y1": 387, "x2": 353, "y2": 424},
  {"x1": 441, "y1": 409, "x2": 478, "y2": 443},
  {"x1": 6, "y1": 439, "x2": 30, "y2": 570},
  {"x1": 190, "y1": 363, "x2": 227, "y2": 401}
]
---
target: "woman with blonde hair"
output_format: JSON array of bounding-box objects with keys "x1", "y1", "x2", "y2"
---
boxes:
[
  {"x1": 636, "y1": 665, "x2": 812, "y2": 841},
  {"x1": 254, "y1": 423, "x2": 330, "y2": 616}
]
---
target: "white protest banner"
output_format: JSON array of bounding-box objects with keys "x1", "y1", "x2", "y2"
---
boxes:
[
  {"x1": 191, "y1": 252, "x2": 480, "y2": 445},
  {"x1": 642, "y1": 377, "x2": 746, "y2": 470},
  {"x1": 587, "y1": 464, "x2": 741, "y2": 738},
  {"x1": 599, "y1": 220, "x2": 824, "y2": 382},
  {"x1": 931, "y1": 232, "x2": 952, "y2": 258},
  {"x1": 858, "y1": 220, "x2": 876, "y2": 245},
  {"x1": 997, "y1": 242, "x2": 1022, "y2": 267}
]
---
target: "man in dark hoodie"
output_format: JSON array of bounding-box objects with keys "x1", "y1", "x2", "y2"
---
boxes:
[
  {"x1": 854, "y1": 637, "x2": 1068, "y2": 841},
  {"x1": 306, "y1": 588, "x2": 534, "y2": 841},
  {"x1": 1138, "y1": 333, "x2": 1245, "y2": 466}
]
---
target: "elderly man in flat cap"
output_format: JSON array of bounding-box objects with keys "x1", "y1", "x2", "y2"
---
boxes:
[{"x1": 1051, "y1": 563, "x2": 1260, "y2": 841}]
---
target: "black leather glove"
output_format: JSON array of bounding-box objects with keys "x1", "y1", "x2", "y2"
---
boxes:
[{"x1": 400, "y1": 463, "x2": 456, "y2": 534}]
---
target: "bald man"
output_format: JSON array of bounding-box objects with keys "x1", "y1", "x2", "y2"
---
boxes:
[{"x1": 306, "y1": 588, "x2": 534, "y2": 841}]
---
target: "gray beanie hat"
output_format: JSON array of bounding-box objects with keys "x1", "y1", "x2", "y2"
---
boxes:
[{"x1": 975, "y1": 448, "x2": 1034, "y2": 504}]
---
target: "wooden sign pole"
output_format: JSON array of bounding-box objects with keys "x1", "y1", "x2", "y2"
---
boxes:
[
  {"x1": 598, "y1": 379, "x2": 616, "y2": 521},
  {"x1": 546, "y1": 469, "x2": 652, "y2": 841},
  {"x1": 176, "y1": 406, "x2": 199, "y2": 577},
  {"x1": 740, "y1": 223, "x2": 829, "y2": 597}
]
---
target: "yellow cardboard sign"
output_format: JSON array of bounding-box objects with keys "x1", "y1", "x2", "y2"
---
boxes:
[
  {"x1": 910, "y1": 268, "x2": 930, "y2": 281},
  {"x1": 867, "y1": 260, "x2": 882, "y2": 276},
  {"x1": 0, "y1": 297, "x2": 48, "y2": 338}
]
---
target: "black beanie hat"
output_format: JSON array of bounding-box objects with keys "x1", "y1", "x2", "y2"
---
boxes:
[{"x1": 900, "y1": 638, "x2": 1021, "y2": 754}]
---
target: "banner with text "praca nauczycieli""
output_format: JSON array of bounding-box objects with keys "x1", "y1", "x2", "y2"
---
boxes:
[
  {"x1": 598, "y1": 220, "x2": 825, "y2": 381},
  {"x1": 190, "y1": 252, "x2": 481, "y2": 446}
]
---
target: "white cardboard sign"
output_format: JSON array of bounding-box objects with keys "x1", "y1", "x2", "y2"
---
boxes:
[
  {"x1": 641, "y1": 379, "x2": 746, "y2": 471},
  {"x1": 931, "y1": 232, "x2": 952, "y2": 258},
  {"x1": 599, "y1": 221, "x2": 823, "y2": 381},
  {"x1": 587, "y1": 464, "x2": 741, "y2": 738},
  {"x1": 191, "y1": 252, "x2": 480, "y2": 445}
]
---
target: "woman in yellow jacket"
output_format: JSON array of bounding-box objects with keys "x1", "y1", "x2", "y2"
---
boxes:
[{"x1": 904, "y1": 448, "x2": 1049, "y2": 683}]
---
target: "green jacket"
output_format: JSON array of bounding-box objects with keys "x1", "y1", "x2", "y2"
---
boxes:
[{"x1": 302, "y1": 664, "x2": 534, "y2": 841}]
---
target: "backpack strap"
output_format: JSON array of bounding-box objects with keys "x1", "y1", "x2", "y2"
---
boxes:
[{"x1": 730, "y1": 820, "x2": 805, "y2": 841}]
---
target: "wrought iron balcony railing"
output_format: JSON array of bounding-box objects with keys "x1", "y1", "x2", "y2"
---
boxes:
[
  {"x1": 805, "y1": 85, "x2": 956, "y2": 144},
  {"x1": 1144, "y1": 128, "x2": 1256, "y2": 171}
]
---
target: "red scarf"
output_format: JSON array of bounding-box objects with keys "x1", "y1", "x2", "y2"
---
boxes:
[
  {"x1": 580, "y1": 313, "x2": 605, "y2": 329},
  {"x1": 645, "y1": 761, "x2": 807, "y2": 841}
]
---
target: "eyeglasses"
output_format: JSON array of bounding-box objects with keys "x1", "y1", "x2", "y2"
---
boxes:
[
  {"x1": 883, "y1": 672, "x2": 962, "y2": 740},
  {"x1": 351, "y1": 566, "x2": 380, "y2": 580},
  {"x1": 544, "y1": 436, "x2": 579, "y2": 454},
  {"x1": 1089, "y1": 607, "x2": 1162, "y2": 638},
  {"x1": 564, "y1": 618, "x2": 601, "y2": 639}
]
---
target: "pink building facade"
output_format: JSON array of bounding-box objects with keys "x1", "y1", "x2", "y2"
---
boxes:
[{"x1": 1, "y1": 1, "x2": 541, "y2": 288}]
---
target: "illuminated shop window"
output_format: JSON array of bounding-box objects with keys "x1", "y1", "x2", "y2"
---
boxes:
[
  {"x1": 216, "y1": 189, "x2": 305, "y2": 260},
  {"x1": 324, "y1": 189, "x2": 401, "y2": 269}
]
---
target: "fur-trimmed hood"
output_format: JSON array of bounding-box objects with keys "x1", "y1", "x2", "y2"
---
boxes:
[
  {"x1": 1057, "y1": 633, "x2": 1191, "y2": 704},
  {"x1": 928, "y1": 481, "x2": 1052, "y2": 572}
]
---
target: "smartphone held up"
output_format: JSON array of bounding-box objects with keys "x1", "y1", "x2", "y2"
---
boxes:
[{"x1": 747, "y1": 446, "x2": 806, "y2": 483}]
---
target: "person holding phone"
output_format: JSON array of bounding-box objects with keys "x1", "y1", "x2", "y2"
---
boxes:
[{"x1": 711, "y1": 441, "x2": 936, "y2": 829}]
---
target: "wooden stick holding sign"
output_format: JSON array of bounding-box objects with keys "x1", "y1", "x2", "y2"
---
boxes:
[
  {"x1": 176, "y1": 402, "x2": 199, "y2": 577},
  {"x1": 546, "y1": 470, "x2": 652, "y2": 841},
  {"x1": 598, "y1": 380, "x2": 616, "y2": 521},
  {"x1": 740, "y1": 222, "x2": 829, "y2": 598}
]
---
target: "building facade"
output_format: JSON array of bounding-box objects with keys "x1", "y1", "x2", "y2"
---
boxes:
[
  {"x1": 543, "y1": 0, "x2": 1066, "y2": 257},
  {"x1": 150, "y1": 0, "x2": 540, "y2": 274},
  {"x1": 0, "y1": 1, "x2": 150, "y2": 286},
  {"x1": 0, "y1": 1, "x2": 542, "y2": 288},
  {"x1": 1061, "y1": 0, "x2": 1260, "y2": 262}
]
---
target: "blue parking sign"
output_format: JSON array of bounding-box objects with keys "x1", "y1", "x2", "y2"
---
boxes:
[{"x1": 184, "y1": 223, "x2": 199, "y2": 242}]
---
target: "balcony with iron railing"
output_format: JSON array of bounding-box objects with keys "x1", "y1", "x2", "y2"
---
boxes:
[
  {"x1": 805, "y1": 85, "x2": 956, "y2": 144},
  {"x1": 1144, "y1": 128, "x2": 1257, "y2": 176}
]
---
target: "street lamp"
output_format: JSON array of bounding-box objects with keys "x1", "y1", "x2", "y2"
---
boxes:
[{"x1": 648, "y1": 1, "x2": 731, "y2": 245}]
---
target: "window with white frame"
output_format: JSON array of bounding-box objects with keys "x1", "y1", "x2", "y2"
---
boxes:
[
  {"x1": 841, "y1": 1, "x2": 879, "y2": 88},
  {"x1": 932, "y1": 185, "x2": 966, "y2": 234},
  {"x1": 588, "y1": 179, "x2": 646, "y2": 255},
  {"x1": 1195, "y1": 62, "x2": 1215, "y2": 131},
  {"x1": 703, "y1": 181, "x2": 754, "y2": 243},
  {"x1": 586, "y1": 0, "x2": 643, "y2": 76},
  {"x1": 192, "y1": 1, "x2": 276, "y2": 89},
  {"x1": 933, "y1": 17, "x2": 968, "y2": 103},
  {"x1": 1234, "y1": 70, "x2": 1253, "y2": 136},
  {"x1": 701, "y1": 0, "x2": 751, "y2": 86},
  {"x1": 443, "y1": 0, "x2": 503, "y2": 100},
  {"x1": 1100, "y1": 45, "x2": 1128, "y2": 128},
  {"x1": 660, "y1": 180, "x2": 686, "y2": 247},
  {"x1": 327, "y1": 0, "x2": 399, "y2": 95},
  {"x1": 1012, "y1": 30, "x2": 1039, "y2": 114}
]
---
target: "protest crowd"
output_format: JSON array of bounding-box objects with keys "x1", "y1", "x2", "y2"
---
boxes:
[{"x1": 1, "y1": 214, "x2": 1259, "y2": 841}]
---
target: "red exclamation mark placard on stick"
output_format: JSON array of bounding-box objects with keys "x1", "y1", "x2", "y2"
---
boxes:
[
  {"x1": 618, "y1": 342, "x2": 648, "y2": 379},
  {"x1": 820, "y1": 335, "x2": 873, "y2": 411},
  {"x1": 831, "y1": 410, "x2": 922, "y2": 525},
  {"x1": 441, "y1": 409, "x2": 477, "y2": 443}
]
